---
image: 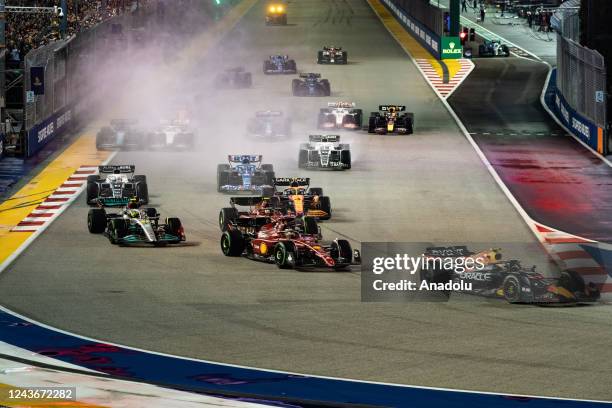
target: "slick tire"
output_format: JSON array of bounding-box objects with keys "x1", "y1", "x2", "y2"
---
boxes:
[
  {"x1": 88, "y1": 208, "x2": 106, "y2": 234},
  {"x1": 86, "y1": 180, "x2": 99, "y2": 205},
  {"x1": 298, "y1": 149, "x2": 308, "y2": 168},
  {"x1": 136, "y1": 182, "x2": 149, "y2": 205},
  {"x1": 331, "y1": 239, "x2": 352, "y2": 270},
  {"x1": 341, "y1": 150, "x2": 351, "y2": 169},
  {"x1": 502, "y1": 275, "x2": 522, "y2": 303},
  {"x1": 167, "y1": 217, "x2": 183, "y2": 241},
  {"x1": 317, "y1": 50, "x2": 324, "y2": 64},
  {"x1": 221, "y1": 230, "x2": 245, "y2": 257},
  {"x1": 109, "y1": 218, "x2": 128, "y2": 244},
  {"x1": 219, "y1": 207, "x2": 238, "y2": 231},
  {"x1": 309, "y1": 187, "x2": 323, "y2": 196},
  {"x1": 274, "y1": 241, "x2": 296, "y2": 269},
  {"x1": 318, "y1": 196, "x2": 332, "y2": 220}
]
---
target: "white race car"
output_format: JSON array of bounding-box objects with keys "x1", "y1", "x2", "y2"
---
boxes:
[
  {"x1": 147, "y1": 119, "x2": 196, "y2": 149},
  {"x1": 298, "y1": 135, "x2": 351, "y2": 170},
  {"x1": 317, "y1": 102, "x2": 362, "y2": 130}
]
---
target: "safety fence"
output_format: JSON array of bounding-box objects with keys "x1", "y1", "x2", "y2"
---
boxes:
[{"x1": 381, "y1": 0, "x2": 442, "y2": 58}]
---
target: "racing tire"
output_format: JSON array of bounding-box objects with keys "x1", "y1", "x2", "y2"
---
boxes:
[
  {"x1": 368, "y1": 116, "x2": 377, "y2": 133},
  {"x1": 286, "y1": 60, "x2": 297, "y2": 73},
  {"x1": 478, "y1": 44, "x2": 486, "y2": 57},
  {"x1": 217, "y1": 164, "x2": 230, "y2": 192},
  {"x1": 86, "y1": 180, "x2": 99, "y2": 205},
  {"x1": 298, "y1": 149, "x2": 308, "y2": 168},
  {"x1": 242, "y1": 72, "x2": 252, "y2": 88},
  {"x1": 219, "y1": 208, "x2": 238, "y2": 231},
  {"x1": 292, "y1": 79, "x2": 301, "y2": 96},
  {"x1": 309, "y1": 187, "x2": 323, "y2": 196},
  {"x1": 340, "y1": 150, "x2": 351, "y2": 169},
  {"x1": 502, "y1": 275, "x2": 522, "y2": 303},
  {"x1": 145, "y1": 207, "x2": 157, "y2": 218},
  {"x1": 501, "y1": 45, "x2": 510, "y2": 57},
  {"x1": 261, "y1": 164, "x2": 274, "y2": 172},
  {"x1": 330, "y1": 239, "x2": 352, "y2": 270},
  {"x1": 317, "y1": 51, "x2": 324, "y2": 64},
  {"x1": 318, "y1": 196, "x2": 332, "y2": 220},
  {"x1": 300, "y1": 216, "x2": 318, "y2": 235},
  {"x1": 274, "y1": 241, "x2": 296, "y2": 269},
  {"x1": 134, "y1": 175, "x2": 147, "y2": 184},
  {"x1": 320, "y1": 80, "x2": 331, "y2": 97},
  {"x1": 166, "y1": 217, "x2": 183, "y2": 242},
  {"x1": 264, "y1": 171, "x2": 275, "y2": 187},
  {"x1": 87, "y1": 208, "x2": 106, "y2": 234},
  {"x1": 341, "y1": 51, "x2": 348, "y2": 64},
  {"x1": 136, "y1": 182, "x2": 149, "y2": 205},
  {"x1": 109, "y1": 218, "x2": 128, "y2": 244},
  {"x1": 263, "y1": 60, "x2": 273, "y2": 74},
  {"x1": 220, "y1": 230, "x2": 245, "y2": 257},
  {"x1": 405, "y1": 116, "x2": 414, "y2": 135}
]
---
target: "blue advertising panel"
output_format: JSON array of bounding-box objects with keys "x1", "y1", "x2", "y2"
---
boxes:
[
  {"x1": 26, "y1": 105, "x2": 74, "y2": 157},
  {"x1": 554, "y1": 88, "x2": 603, "y2": 153}
]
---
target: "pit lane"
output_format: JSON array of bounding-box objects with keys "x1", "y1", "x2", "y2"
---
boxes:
[{"x1": 1, "y1": 0, "x2": 611, "y2": 401}]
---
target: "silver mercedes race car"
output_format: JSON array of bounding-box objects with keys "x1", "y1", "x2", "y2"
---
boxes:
[
  {"x1": 317, "y1": 102, "x2": 362, "y2": 130},
  {"x1": 86, "y1": 165, "x2": 149, "y2": 207},
  {"x1": 298, "y1": 135, "x2": 351, "y2": 170},
  {"x1": 87, "y1": 200, "x2": 185, "y2": 246},
  {"x1": 96, "y1": 119, "x2": 145, "y2": 150}
]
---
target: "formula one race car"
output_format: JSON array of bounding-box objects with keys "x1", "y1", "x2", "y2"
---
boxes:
[
  {"x1": 478, "y1": 39, "x2": 510, "y2": 57},
  {"x1": 217, "y1": 155, "x2": 275, "y2": 194},
  {"x1": 265, "y1": 177, "x2": 332, "y2": 220},
  {"x1": 420, "y1": 246, "x2": 600, "y2": 304},
  {"x1": 292, "y1": 73, "x2": 331, "y2": 97},
  {"x1": 317, "y1": 102, "x2": 362, "y2": 130},
  {"x1": 317, "y1": 46, "x2": 348, "y2": 64},
  {"x1": 86, "y1": 165, "x2": 149, "y2": 206},
  {"x1": 298, "y1": 135, "x2": 351, "y2": 170},
  {"x1": 263, "y1": 55, "x2": 297, "y2": 74},
  {"x1": 96, "y1": 119, "x2": 145, "y2": 150},
  {"x1": 265, "y1": 3, "x2": 287, "y2": 25},
  {"x1": 147, "y1": 119, "x2": 195, "y2": 150},
  {"x1": 214, "y1": 67, "x2": 252, "y2": 89},
  {"x1": 368, "y1": 105, "x2": 414, "y2": 135},
  {"x1": 220, "y1": 215, "x2": 359, "y2": 270},
  {"x1": 87, "y1": 200, "x2": 185, "y2": 246},
  {"x1": 247, "y1": 111, "x2": 291, "y2": 139}
]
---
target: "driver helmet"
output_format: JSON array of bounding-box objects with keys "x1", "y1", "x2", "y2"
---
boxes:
[{"x1": 127, "y1": 197, "x2": 139, "y2": 209}]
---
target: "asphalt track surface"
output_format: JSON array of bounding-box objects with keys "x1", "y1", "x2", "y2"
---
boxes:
[
  {"x1": 449, "y1": 58, "x2": 612, "y2": 243},
  {"x1": 1, "y1": 0, "x2": 612, "y2": 401}
]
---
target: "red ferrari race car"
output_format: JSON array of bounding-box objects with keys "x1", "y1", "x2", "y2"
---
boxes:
[
  {"x1": 218, "y1": 196, "x2": 286, "y2": 232},
  {"x1": 220, "y1": 216, "x2": 360, "y2": 270}
]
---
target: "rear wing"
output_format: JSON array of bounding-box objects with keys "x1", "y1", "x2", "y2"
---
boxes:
[
  {"x1": 98, "y1": 165, "x2": 135, "y2": 174},
  {"x1": 327, "y1": 102, "x2": 354, "y2": 108},
  {"x1": 230, "y1": 196, "x2": 265, "y2": 207},
  {"x1": 323, "y1": 46, "x2": 342, "y2": 50},
  {"x1": 309, "y1": 134, "x2": 340, "y2": 143},
  {"x1": 299, "y1": 72, "x2": 321, "y2": 78},
  {"x1": 255, "y1": 110, "x2": 283, "y2": 117},
  {"x1": 273, "y1": 177, "x2": 310, "y2": 187},
  {"x1": 228, "y1": 155, "x2": 262, "y2": 164},
  {"x1": 424, "y1": 246, "x2": 472, "y2": 257},
  {"x1": 110, "y1": 119, "x2": 137, "y2": 127},
  {"x1": 379, "y1": 105, "x2": 406, "y2": 112}
]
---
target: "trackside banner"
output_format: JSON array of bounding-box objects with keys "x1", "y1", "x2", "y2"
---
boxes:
[
  {"x1": 26, "y1": 105, "x2": 74, "y2": 157},
  {"x1": 380, "y1": 0, "x2": 441, "y2": 58},
  {"x1": 553, "y1": 85, "x2": 606, "y2": 154}
]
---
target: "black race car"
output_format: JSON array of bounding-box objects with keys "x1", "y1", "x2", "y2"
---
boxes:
[
  {"x1": 263, "y1": 55, "x2": 297, "y2": 74},
  {"x1": 247, "y1": 111, "x2": 291, "y2": 139},
  {"x1": 292, "y1": 73, "x2": 330, "y2": 97},
  {"x1": 368, "y1": 105, "x2": 414, "y2": 135},
  {"x1": 215, "y1": 67, "x2": 252, "y2": 89},
  {"x1": 317, "y1": 46, "x2": 348, "y2": 64},
  {"x1": 478, "y1": 39, "x2": 510, "y2": 57},
  {"x1": 420, "y1": 246, "x2": 600, "y2": 304},
  {"x1": 96, "y1": 119, "x2": 145, "y2": 150}
]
